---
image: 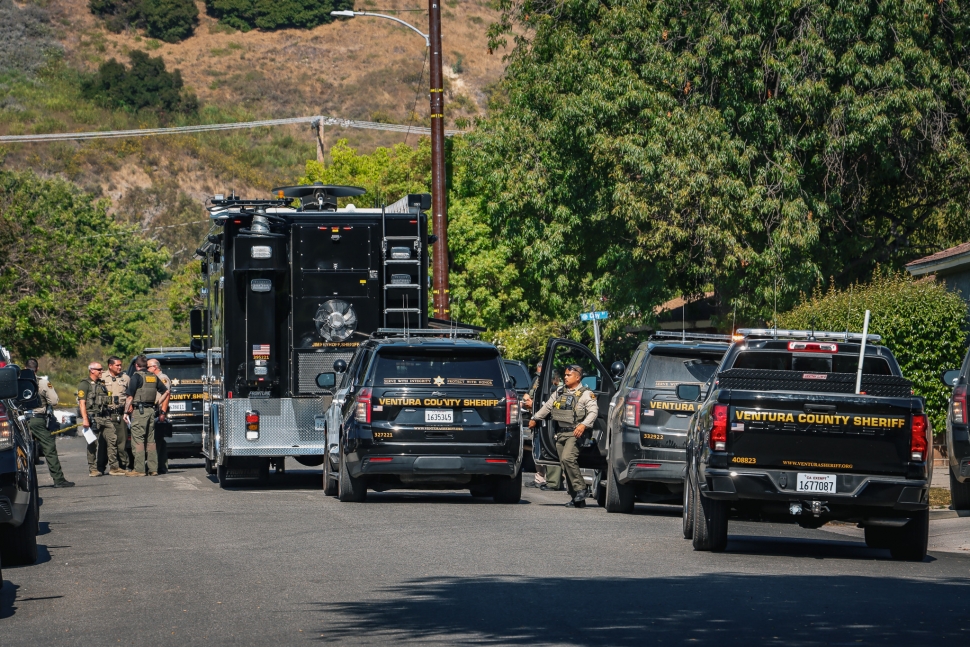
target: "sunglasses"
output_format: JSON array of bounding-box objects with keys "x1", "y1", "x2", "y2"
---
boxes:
[{"x1": 91, "y1": 368, "x2": 104, "y2": 372}]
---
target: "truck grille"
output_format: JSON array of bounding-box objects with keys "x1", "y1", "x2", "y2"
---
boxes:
[{"x1": 295, "y1": 350, "x2": 356, "y2": 394}]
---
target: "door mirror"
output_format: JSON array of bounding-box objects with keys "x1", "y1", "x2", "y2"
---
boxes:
[
  {"x1": 333, "y1": 359, "x2": 348, "y2": 374},
  {"x1": 610, "y1": 361, "x2": 626, "y2": 379},
  {"x1": 316, "y1": 372, "x2": 336, "y2": 388},
  {"x1": 0, "y1": 366, "x2": 18, "y2": 399},
  {"x1": 190, "y1": 309, "x2": 210, "y2": 353},
  {"x1": 15, "y1": 368, "x2": 41, "y2": 409},
  {"x1": 676, "y1": 383, "x2": 702, "y2": 402},
  {"x1": 942, "y1": 369, "x2": 961, "y2": 387}
]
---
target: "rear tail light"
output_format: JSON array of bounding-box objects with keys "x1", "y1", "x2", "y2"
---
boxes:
[
  {"x1": 911, "y1": 413, "x2": 928, "y2": 461},
  {"x1": 709, "y1": 404, "x2": 728, "y2": 451},
  {"x1": 368, "y1": 456, "x2": 393, "y2": 463},
  {"x1": 486, "y1": 458, "x2": 510, "y2": 464},
  {"x1": 356, "y1": 388, "x2": 372, "y2": 423},
  {"x1": 788, "y1": 342, "x2": 838, "y2": 352},
  {"x1": 245, "y1": 410, "x2": 259, "y2": 441},
  {"x1": 953, "y1": 385, "x2": 967, "y2": 424},
  {"x1": 505, "y1": 390, "x2": 519, "y2": 425},
  {"x1": 0, "y1": 402, "x2": 11, "y2": 451},
  {"x1": 623, "y1": 389, "x2": 642, "y2": 426},
  {"x1": 632, "y1": 462, "x2": 661, "y2": 469}
]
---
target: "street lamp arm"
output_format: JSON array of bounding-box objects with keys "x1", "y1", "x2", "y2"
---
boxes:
[{"x1": 330, "y1": 10, "x2": 430, "y2": 47}]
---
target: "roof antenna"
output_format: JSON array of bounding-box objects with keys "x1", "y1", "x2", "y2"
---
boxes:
[
  {"x1": 809, "y1": 316, "x2": 816, "y2": 341},
  {"x1": 732, "y1": 302, "x2": 737, "y2": 339},
  {"x1": 844, "y1": 285, "x2": 853, "y2": 342},
  {"x1": 681, "y1": 294, "x2": 686, "y2": 342},
  {"x1": 773, "y1": 276, "x2": 778, "y2": 339}
]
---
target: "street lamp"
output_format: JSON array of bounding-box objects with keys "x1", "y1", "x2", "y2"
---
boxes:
[{"x1": 331, "y1": 7, "x2": 450, "y2": 321}]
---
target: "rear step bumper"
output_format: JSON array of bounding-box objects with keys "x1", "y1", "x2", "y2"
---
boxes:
[
  {"x1": 348, "y1": 453, "x2": 519, "y2": 478},
  {"x1": 700, "y1": 467, "x2": 928, "y2": 511}
]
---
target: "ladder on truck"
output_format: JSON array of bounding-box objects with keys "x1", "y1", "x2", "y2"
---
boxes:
[{"x1": 381, "y1": 206, "x2": 423, "y2": 328}]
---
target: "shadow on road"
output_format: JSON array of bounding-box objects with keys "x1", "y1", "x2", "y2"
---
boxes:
[
  {"x1": 312, "y1": 573, "x2": 970, "y2": 645},
  {"x1": 0, "y1": 580, "x2": 18, "y2": 619}
]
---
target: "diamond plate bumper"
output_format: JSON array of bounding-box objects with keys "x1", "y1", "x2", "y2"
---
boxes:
[{"x1": 221, "y1": 397, "x2": 331, "y2": 456}]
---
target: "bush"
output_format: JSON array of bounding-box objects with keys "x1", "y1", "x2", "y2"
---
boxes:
[
  {"x1": 778, "y1": 273, "x2": 968, "y2": 438},
  {"x1": 0, "y1": 0, "x2": 62, "y2": 76},
  {"x1": 89, "y1": 0, "x2": 198, "y2": 43},
  {"x1": 81, "y1": 50, "x2": 198, "y2": 115},
  {"x1": 204, "y1": 0, "x2": 353, "y2": 31}
]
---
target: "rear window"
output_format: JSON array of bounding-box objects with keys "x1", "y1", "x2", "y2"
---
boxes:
[
  {"x1": 156, "y1": 363, "x2": 204, "y2": 383},
  {"x1": 636, "y1": 353, "x2": 721, "y2": 389},
  {"x1": 504, "y1": 362, "x2": 531, "y2": 390},
  {"x1": 370, "y1": 349, "x2": 505, "y2": 387},
  {"x1": 730, "y1": 352, "x2": 893, "y2": 375}
]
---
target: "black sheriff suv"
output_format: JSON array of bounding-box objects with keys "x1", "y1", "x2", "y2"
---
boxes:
[
  {"x1": 319, "y1": 329, "x2": 524, "y2": 503},
  {"x1": 685, "y1": 328, "x2": 932, "y2": 560},
  {"x1": 941, "y1": 346, "x2": 970, "y2": 510}
]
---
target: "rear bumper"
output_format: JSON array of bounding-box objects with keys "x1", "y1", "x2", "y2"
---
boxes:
[
  {"x1": 616, "y1": 427, "x2": 685, "y2": 484},
  {"x1": 699, "y1": 467, "x2": 928, "y2": 512},
  {"x1": 167, "y1": 427, "x2": 202, "y2": 453},
  {"x1": 348, "y1": 452, "x2": 519, "y2": 479}
]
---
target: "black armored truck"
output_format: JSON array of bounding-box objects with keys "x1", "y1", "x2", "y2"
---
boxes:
[{"x1": 684, "y1": 328, "x2": 932, "y2": 560}]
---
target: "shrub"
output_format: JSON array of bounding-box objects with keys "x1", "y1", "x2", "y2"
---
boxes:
[
  {"x1": 778, "y1": 273, "x2": 968, "y2": 438},
  {"x1": 89, "y1": 0, "x2": 198, "y2": 43},
  {"x1": 81, "y1": 50, "x2": 198, "y2": 115},
  {"x1": 0, "y1": 0, "x2": 62, "y2": 76},
  {"x1": 204, "y1": 0, "x2": 353, "y2": 32}
]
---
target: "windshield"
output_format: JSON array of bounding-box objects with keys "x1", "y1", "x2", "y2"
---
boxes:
[
  {"x1": 636, "y1": 353, "x2": 721, "y2": 390},
  {"x1": 730, "y1": 352, "x2": 893, "y2": 375},
  {"x1": 156, "y1": 363, "x2": 204, "y2": 383},
  {"x1": 370, "y1": 349, "x2": 504, "y2": 387},
  {"x1": 504, "y1": 362, "x2": 531, "y2": 390}
]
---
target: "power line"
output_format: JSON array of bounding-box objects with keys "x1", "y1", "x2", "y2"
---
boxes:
[
  {"x1": 76, "y1": 220, "x2": 209, "y2": 240},
  {"x1": 0, "y1": 115, "x2": 465, "y2": 144}
]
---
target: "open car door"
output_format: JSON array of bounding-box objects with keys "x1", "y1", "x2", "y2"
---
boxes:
[{"x1": 533, "y1": 338, "x2": 616, "y2": 470}]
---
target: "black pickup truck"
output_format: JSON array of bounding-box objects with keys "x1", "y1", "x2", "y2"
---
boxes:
[{"x1": 685, "y1": 330, "x2": 931, "y2": 561}]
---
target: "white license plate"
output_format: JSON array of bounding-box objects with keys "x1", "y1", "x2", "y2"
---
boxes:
[
  {"x1": 796, "y1": 473, "x2": 837, "y2": 494},
  {"x1": 169, "y1": 402, "x2": 186, "y2": 412},
  {"x1": 424, "y1": 409, "x2": 454, "y2": 424}
]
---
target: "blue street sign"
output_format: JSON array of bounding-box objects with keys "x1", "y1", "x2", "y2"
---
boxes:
[
  {"x1": 580, "y1": 312, "x2": 592, "y2": 321},
  {"x1": 594, "y1": 311, "x2": 609, "y2": 320}
]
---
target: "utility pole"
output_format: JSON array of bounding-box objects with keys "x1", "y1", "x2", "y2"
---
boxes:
[
  {"x1": 428, "y1": 0, "x2": 449, "y2": 319},
  {"x1": 313, "y1": 118, "x2": 325, "y2": 166}
]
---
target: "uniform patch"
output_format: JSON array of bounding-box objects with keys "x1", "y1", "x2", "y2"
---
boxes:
[
  {"x1": 145, "y1": 376, "x2": 156, "y2": 383},
  {"x1": 77, "y1": 390, "x2": 85, "y2": 398}
]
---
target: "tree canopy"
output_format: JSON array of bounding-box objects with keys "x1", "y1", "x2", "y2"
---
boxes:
[
  {"x1": 204, "y1": 0, "x2": 352, "y2": 31},
  {"x1": 81, "y1": 50, "x2": 198, "y2": 116}
]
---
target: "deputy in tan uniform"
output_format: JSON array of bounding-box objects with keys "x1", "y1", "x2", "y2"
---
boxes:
[
  {"x1": 25, "y1": 359, "x2": 73, "y2": 487},
  {"x1": 77, "y1": 362, "x2": 111, "y2": 477},
  {"x1": 102, "y1": 356, "x2": 131, "y2": 475},
  {"x1": 529, "y1": 364, "x2": 598, "y2": 508},
  {"x1": 147, "y1": 359, "x2": 171, "y2": 473},
  {"x1": 125, "y1": 355, "x2": 168, "y2": 476}
]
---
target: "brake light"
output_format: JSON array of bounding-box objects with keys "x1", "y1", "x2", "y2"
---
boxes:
[
  {"x1": 356, "y1": 388, "x2": 372, "y2": 423},
  {"x1": 623, "y1": 389, "x2": 642, "y2": 426},
  {"x1": 245, "y1": 410, "x2": 259, "y2": 441},
  {"x1": 368, "y1": 457, "x2": 392, "y2": 463},
  {"x1": 709, "y1": 404, "x2": 728, "y2": 451},
  {"x1": 788, "y1": 342, "x2": 838, "y2": 353},
  {"x1": 505, "y1": 389, "x2": 519, "y2": 425},
  {"x1": 486, "y1": 458, "x2": 510, "y2": 464},
  {"x1": 632, "y1": 462, "x2": 661, "y2": 469},
  {"x1": 953, "y1": 385, "x2": 967, "y2": 424},
  {"x1": 0, "y1": 402, "x2": 11, "y2": 450},
  {"x1": 911, "y1": 413, "x2": 928, "y2": 461}
]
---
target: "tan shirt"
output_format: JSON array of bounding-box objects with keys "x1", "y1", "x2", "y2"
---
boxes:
[
  {"x1": 32, "y1": 376, "x2": 59, "y2": 414},
  {"x1": 155, "y1": 372, "x2": 171, "y2": 407},
  {"x1": 103, "y1": 372, "x2": 130, "y2": 411},
  {"x1": 533, "y1": 386, "x2": 599, "y2": 428}
]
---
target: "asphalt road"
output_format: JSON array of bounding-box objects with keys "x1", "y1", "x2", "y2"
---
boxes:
[{"x1": 3, "y1": 437, "x2": 970, "y2": 646}]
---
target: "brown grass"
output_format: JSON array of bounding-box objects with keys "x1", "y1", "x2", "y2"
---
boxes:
[{"x1": 930, "y1": 487, "x2": 951, "y2": 508}]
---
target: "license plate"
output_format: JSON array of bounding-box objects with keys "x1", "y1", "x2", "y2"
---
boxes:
[
  {"x1": 796, "y1": 473, "x2": 837, "y2": 494},
  {"x1": 424, "y1": 409, "x2": 454, "y2": 424},
  {"x1": 169, "y1": 402, "x2": 186, "y2": 412}
]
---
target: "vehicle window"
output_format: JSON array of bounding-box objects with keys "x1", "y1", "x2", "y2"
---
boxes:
[
  {"x1": 504, "y1": 362, "x2": 531, "y2": 390},
  {"x1": 621, "y1": 349, "x2": 646, "y2": 389},
  {"x1": 353, "y1": 349, "x2": 372, "y2": 385},
  {"x1": 158, "y1": 363, "x2": 204, "y2": 383},
  {"x1": 370, "y1": 349, "x2": 503, "y2": 387},
  {"x1": 636, "y1": 353, "x2": 720, "y2": 389},
  {"x1": 731, "y1": 352, "x2": 893, "y2": 375},
  {"x1": 548, "y1": 344, "x2": 603, "y2": 392}
]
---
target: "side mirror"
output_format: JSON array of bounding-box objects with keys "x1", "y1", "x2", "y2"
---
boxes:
[
  {"x1": 610, "y1": 361, "x2": 626, "y2": 379},
  {"x1": 316, "y1": 372, "x2": 336, "y2": 388},
  {"x1": 676, "y1": 383, "x2": 702, "y2": 402},
  {"x1": 190, "y1": 309, "x2": 209, "y2": 353},
  {"x1": 333, "y1": 359, "x2": 348, "y2": 374},
  {"x1": 16, "y1": 367, "x2": 41, "y2": 409},
  {"x1": 942, "y1": 369, "x2": 961, "y2": 387},
  {"x1": 0, "y1": 366, "x2": 18, "y2": 399}
]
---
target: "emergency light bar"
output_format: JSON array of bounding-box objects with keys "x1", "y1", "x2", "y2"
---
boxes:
[
  {"x1": 736, "y1": 328, "x2": 882, "y2": 343},
  {"x1": 372, "y1": 328, "x2": 480, "y2": 339},
  {"x1": 650, "y1": 331, "x2": 733, "y2": 343}
]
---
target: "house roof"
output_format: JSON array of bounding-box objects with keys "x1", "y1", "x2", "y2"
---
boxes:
[{"x1": 905, "y1": 242, "x2": 970, "y2": 277}]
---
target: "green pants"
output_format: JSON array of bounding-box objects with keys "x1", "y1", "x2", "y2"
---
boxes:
[
  {"x1": 545, "y1": 464, "x2": 563, "y2": 489},
  {"x1": 157, "y1": 431, "x2": 168, "y2": 472},
  {"x1": 86, "y1": 420, "x2": 106, "y2": 472},
  {"x1": 130, "y1": 408, "x2": 157, "y2": 474},
  {"x1": 28, "y1": 416, "x2": 67, "y2": 484},
  {"x1": 102, "y1": 416, "x2": 128, "y2": 470},
  {"x1": 555, "y1": 434, "x2": 586, "y2": 497}
]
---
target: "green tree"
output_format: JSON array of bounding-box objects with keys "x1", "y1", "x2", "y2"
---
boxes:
[
  {"x1": 473, "y1": 0, "x2": 970, "y2": 326},
  {"x1": 0, "y1": 169, "x2": 170, "y2": 359},
  {"x1": 142, "y1": 0, "x2": 199, "y2": 43},
  {"x1": 778, "y1": 273, "x2": 968, "y2": 437},
  {"x1": 81, "y1": 50, "x2": 198, "y2": 116},
  {"x1": 204, "y1": 0, "x2": 352, "y2": 31}
]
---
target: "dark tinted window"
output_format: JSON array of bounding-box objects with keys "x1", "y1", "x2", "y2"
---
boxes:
[
  {"x1": 636, "y1": 354, "x2": 720, "y2": 389},
  {"x1": 370, "y1": 349, "x2": 504, "y2": 387},
  {"x1": 158, "y1": 363, "x2": 204, "y2": 383},
  {"x1": 731, "y1": 352, "x2": 892, "y2": 375},
  {"x1": 504, "y1": 361, "x2": 531, "y2": 390}
]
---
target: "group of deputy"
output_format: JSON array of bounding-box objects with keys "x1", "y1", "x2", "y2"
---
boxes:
[{"x1": 25, "y1": 354, "x2": 172, "y2": 487}]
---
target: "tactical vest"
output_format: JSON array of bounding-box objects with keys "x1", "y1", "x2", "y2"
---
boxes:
[
  {"x1": 549, "y1": 385, "x2": 591, "y2": 425},
  {"x1": 132, "y1": 371, "x2": 158, "y2": 405},
  {"x1": 85, "y1": 378, "x2": 112, "y2": 413},
  {"x1": 103, "y1": 374, "x2": 129, "y2": 410}
]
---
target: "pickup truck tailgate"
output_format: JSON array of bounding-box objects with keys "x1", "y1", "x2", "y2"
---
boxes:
[{"x1": 725, "y1": 391, "x2": 916, "y2": 476}]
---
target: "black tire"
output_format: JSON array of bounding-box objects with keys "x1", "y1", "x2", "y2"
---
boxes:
[
  {"x1": 595, "y1": 471, "x2": 607, "y2": 507},
  {"x1": 0, "y1": 487, "x2": 39, "y2": 566},
  {"x1": 604, "y1": 463, "x2": 635, "y2": 513},
  {"x1": 204, "y1": 457, "x2": 216, "y2": 475},
  {"x1": 889, "y1": 510, "x2": 929, "y2": 562},
  {"x1": 323, "y1": 447, "x2": 339, "y2": 496},
  {"x1": 864, "y1": 526, "x2": 894, "y2": 550},
  {"x1": 950, "y1": 467, "x2": 970, "y2": 511},
  {"x1": 217, "y1": 460, "x2": 231, "y2": 489},
  {"x1": 692, "y1": 484, "x2": 728, "y2": 552},
  {"x1": 337, "y1": 444, "x2": 366, "y2": 502},
  {"x1": 493, "y1": 471, "x2": 522, "y2": 503},
  {"x1": 683, "y1": 476, "x2": 695, "y2": 539}
]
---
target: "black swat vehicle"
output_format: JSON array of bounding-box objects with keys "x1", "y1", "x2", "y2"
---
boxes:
[
  {"x1": 319, "y1": 330, "x2": 523, "y2": 503},
  {"x1": 685, "y1": 328, "x2": 931, "y2": 560},
  {"x1": 0, "y1": 347, "x2": 41, "y2": 572},
  {"x1": 195, "y1": 184, "x2": 433, "y2": 487},
  {"x1": 941, "y1": 349, "x2": 970, "y2": 510},
  {"x1": 603, "y1": 332, "x2": 730, "y2": 513}
]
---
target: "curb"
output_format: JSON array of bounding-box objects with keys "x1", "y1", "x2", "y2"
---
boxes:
[{"x1": 930, "y1": 509, "x2": 970, "y2": 520}]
